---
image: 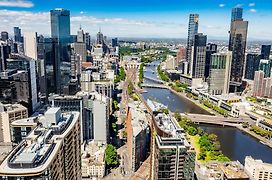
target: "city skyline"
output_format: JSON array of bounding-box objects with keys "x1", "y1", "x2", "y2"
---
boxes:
[{"x1": 0, "y1": 0, "x2": 271, "y2": 40}]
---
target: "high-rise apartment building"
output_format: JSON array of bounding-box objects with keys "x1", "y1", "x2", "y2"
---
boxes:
[
  {"x1": 245, "y1": 53, "x2": 261, "y2": 80},
  {"x1": 245, "y1": 156, "x2": 272, "y2": 180},
  {"x1": 49, "y1": 92, "x2": 110, "y2": 143},
  {"x1": 126, "y1": 102, "x2": 150, "y2": 172},
  {"x1": 186, "y1": 14, "x2": 199, "y2": 74},
  {"x1": 208, "y1": 52, "x2": 232, "y2": 95},
  {"x1": 150, "y1": 112, "x2": 195, "y2": 180},
  {"x1": 24, "y1": 32, "x2": 38, "y2": 60},
  {"x1": 0, "y1": 103, "x2": 28, "y2": 143},
  {"x1": 261, "y1": 45, "x2": 271, "y2": 60},
  {"x1": 191, "y1": 33, "x2": 207, "y2": 79},
  {"x1": 77, "y1": 26, "x2": 84, "y2": 43},
  {"x1": 205, "y1": 43, "x2": 217, "y2": 79},
  {"x1": 228, "y1": 7, "x2": 248, "y2": 92},
  {"x1": 0, "y1": 108, "x2": 81, "y2": 179},
  {"x1": 252, "y1": 71, "x2": 265, "y2": 97}
]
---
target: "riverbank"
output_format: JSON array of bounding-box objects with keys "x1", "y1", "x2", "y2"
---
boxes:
[{"x1": 236, "y1": 125, "x2": 272, "y2": 149}]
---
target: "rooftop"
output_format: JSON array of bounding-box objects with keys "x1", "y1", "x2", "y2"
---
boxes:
[
  {"x1": 82, "y1": 142, "x2": 106, "y2": 166},
  {"x1": 0, "y1": 108, "x2": 80, "y2": 174}
]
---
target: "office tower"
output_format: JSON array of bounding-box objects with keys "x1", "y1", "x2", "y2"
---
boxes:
[
  {"x1": 231, "y1": 7, "x2": 243, "y2": 21},
  {"x1": 70, "y1": 52, "x2": 80, "y2": 79},
  {"x1": 1, "y1": 32, "x2": 8, "y2": 41},
  {"x1": 148, "y1": 103, "x2": 195, "y2": 180},
  {"x1": 191, "y1": 33, "x2": 207, "y2": 78},
  {"x1": 261, "y1": 45, "x2": 271, "y2": 60},
  {"x1": 49, "y1": 92, "x2": 110, "y2": 142},
  {"x1": 50, "y1": 8, "x2": 71, "y2": 44},
  {"x1": 77, "y1": 26, "x2": 84, "y2": 43},
  {"x1": 0, "y1": 43, "x2": 11, "y2": 72},
  {"x1": 85, "y1": 32, "x2": 91, "y2": 50},
  {"x1": 252, "y1": 71, "x2": 265, "y2": 97},
  {"x1": 0, "y1": 108, "x2": 81, "y2": 179},
  {"x1": 126, "y1": 102, "x2": 150, "y2": 172},
  {"x1": 245, "y1": 53, "x2": 261, "y2": 80},
  {"x1": 228, "y1": 7, "x2": 248, "y2": 92},
  {"x1": 0, "y1": 103, "x2": 28, "y2": 143},
  {"x1": 208, "y1": 52, "x2": 232, "y2": 95},
  {"x1": 71, "y1": 34, "x2": 87, "y2": 62},
  {"x1": 24, "y1": 32, "x2": 38, "y2": 60},
  {"x1": 13, "y1": 27, "x2": 22, "y2": 42},
  {"x1": 205, "y1": 43, "x2": 217, "y2": 79},
  {"x1": 259, "y1": 59, "x2": 272, "y2": 78},
  {"x1": 245, "y1": 156, "x2": 272, "y2": 180},
  {"x1": 6, "y1": 55, "x2": 39, "y2": 113},
  {"x1": 93, "y1": 95, "x2": 110, "y2": 143},
  {"x1": 50, "y1": 9, "x2": 71, "y2": 93},
  {"x1": 96, "y1": 31, "x2": 104, "y2": 46},
  {"x1": 112, "y1": 38, "x2": 118, "y2": 47},
  {"x1": 186, "y1": 14, "x2": 199, "y2": 74}
]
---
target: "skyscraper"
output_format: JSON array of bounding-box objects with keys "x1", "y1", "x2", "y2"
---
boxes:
[
  {"x1": 0, "y1": 108, "x2": 81, "y2": 179},
  {"x1": 96, "y1": 31, "x2": 104, "y2": 45},
  {"x1": 191, "y1": 33, "x2": 207, "y2": 79},
  {"x1": 13, "y1": 27, "x2": 22, "y2": 42},
  {"x1": 85, "y1": 32, "x2": 91, "y2": 50},
  {"x1": 245, "y1": 53, "x2": 260, "y2": 80},
  {"x1": 0, "y1": 32, "x2": 8, "y2": 41},
  {"x1": 205, "y1": 43, "x2": 217, "y2": 79},
  {"x1": 77, "y1": 26, "x2": 84, "y2": 43},
  {"x1": 231, "y1": 7, "x2": 243, "y2": 21},
  {"x1": 50, "y1": 8, "x2": 71, "y2": 94},
  {"x1": 228, "y1": 7, "x2": 248, "y2": 92},
  {"x1": 24, "y1": 32, "x2": 38, "y2": 60},
  {"x1": 50, "y1": 8, "x2": 71, "y2": 44},
  {"x1": 186, "y1": 14, "x2": 199, "y2": 74},
  {"x1": 259, "y1": 59, "x2": 272, "y2": 78},
  {"x1": 261, "y1": 45, "x2": 271, "y2": 60},
  {"x1": 208, "y1": 52, "x2": 232, "y2": 95},
  {"x1": 112, "y1": 38, "x2": 118, "y2": 47}
]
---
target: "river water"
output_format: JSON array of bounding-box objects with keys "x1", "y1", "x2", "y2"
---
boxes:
[{"x1": 142, "y1": 60, "x2": 272, "y2": 164}]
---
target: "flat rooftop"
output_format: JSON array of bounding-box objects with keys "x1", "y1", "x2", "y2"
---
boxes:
[{"x1": 0, "y1": 109, "x2": 80, "y2": 174}]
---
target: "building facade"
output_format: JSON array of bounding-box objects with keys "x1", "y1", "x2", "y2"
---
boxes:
[
  {"x1": 208, "y1": 52, "x2": 232, "y2": 95},
  {"x1": 0, "y1": 108, "x2": 81, "y2": 180},
  {"x1": 191, "y1": 33, "x2": 207, "y2": 79},
  {"x1": 228, "y1": 7, "x2": 248, "y2": 92},
  {"x1": 186, "y1": 14, "x2": 199, "y2": 74},
  {"x1": 245, "y1": 156, "x2": 272, "y2": 180},
  {"x1": 245, "y1": 53, "x2": 261, "y2": 80}
]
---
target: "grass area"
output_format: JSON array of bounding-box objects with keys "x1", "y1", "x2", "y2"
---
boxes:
[
  {"x1": 120, "y1": 46, "x2": 144, "y2": 56},
  {"x1": 157, "y1": 65, "x2": 170, "y2": 82},
  {"x1": 174, "y1": 112, "x2": 230, "y2": 162},
  {"x1": 138, "y1": 63, "x2": 144, "y2": 87},
  {"x1": 114, "y1": 67, "x2": 126, "y2": 83}
]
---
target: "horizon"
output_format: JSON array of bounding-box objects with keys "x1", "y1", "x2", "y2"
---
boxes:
[{"x1": 0, "y1": 0, "x2": 271, "y2": 40}]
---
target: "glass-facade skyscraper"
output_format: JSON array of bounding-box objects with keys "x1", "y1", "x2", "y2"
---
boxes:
[
  {"x1": 186, "y1": 14, "x2": 199, "y2": 74},
  {"x1": 228, "y1": 7, "x2": 248, "y2": 92},
  {"x1": 261, "y1": 45, "x2": 271, "y2": 60},
  {"x1": 231, "y1": 7, "x2": 243, "y2": 21},
  {"x1": 50, "y1": 8, "x2": 71, "y2": 94}
]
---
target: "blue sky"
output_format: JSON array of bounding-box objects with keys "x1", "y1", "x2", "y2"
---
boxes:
[{"x1": 0, "y1": 0, "x2": 271, "y2": 40}]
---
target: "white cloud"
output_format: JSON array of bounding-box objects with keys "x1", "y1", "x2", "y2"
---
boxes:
[
  {"x1": 249, "y1": 3, "x2": 255, "y2": 7},
  {"x1": 219, "y1": 4, "x2": 225, "y2": 8},
  {"x1": 250, "y1": 8, "x2": 257, "y2": 13},
  {"x1": 80, "y1": 11, "x2": 84, "y2": 14},
  {"x1": 235, "y1": 4, "x2": 243, "y2": 8},
  {"x1": 0, "y1": 0, "x2": 33, "y2": 8}
]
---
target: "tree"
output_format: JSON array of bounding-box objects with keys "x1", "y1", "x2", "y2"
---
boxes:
[
  {"x1": 187, "y1": 126, "x2": 197, "y2": 136},
  {"x1": 105, "y1": 144, "x2": 119, "y2": 166},
  {"x1": 208, "y1": 134, "x2": 218, "y2": 143}
]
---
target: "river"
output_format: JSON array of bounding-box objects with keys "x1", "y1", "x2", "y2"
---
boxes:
[{"x1": 142, "y1": 60, "x2": 272, "y2": 164}]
